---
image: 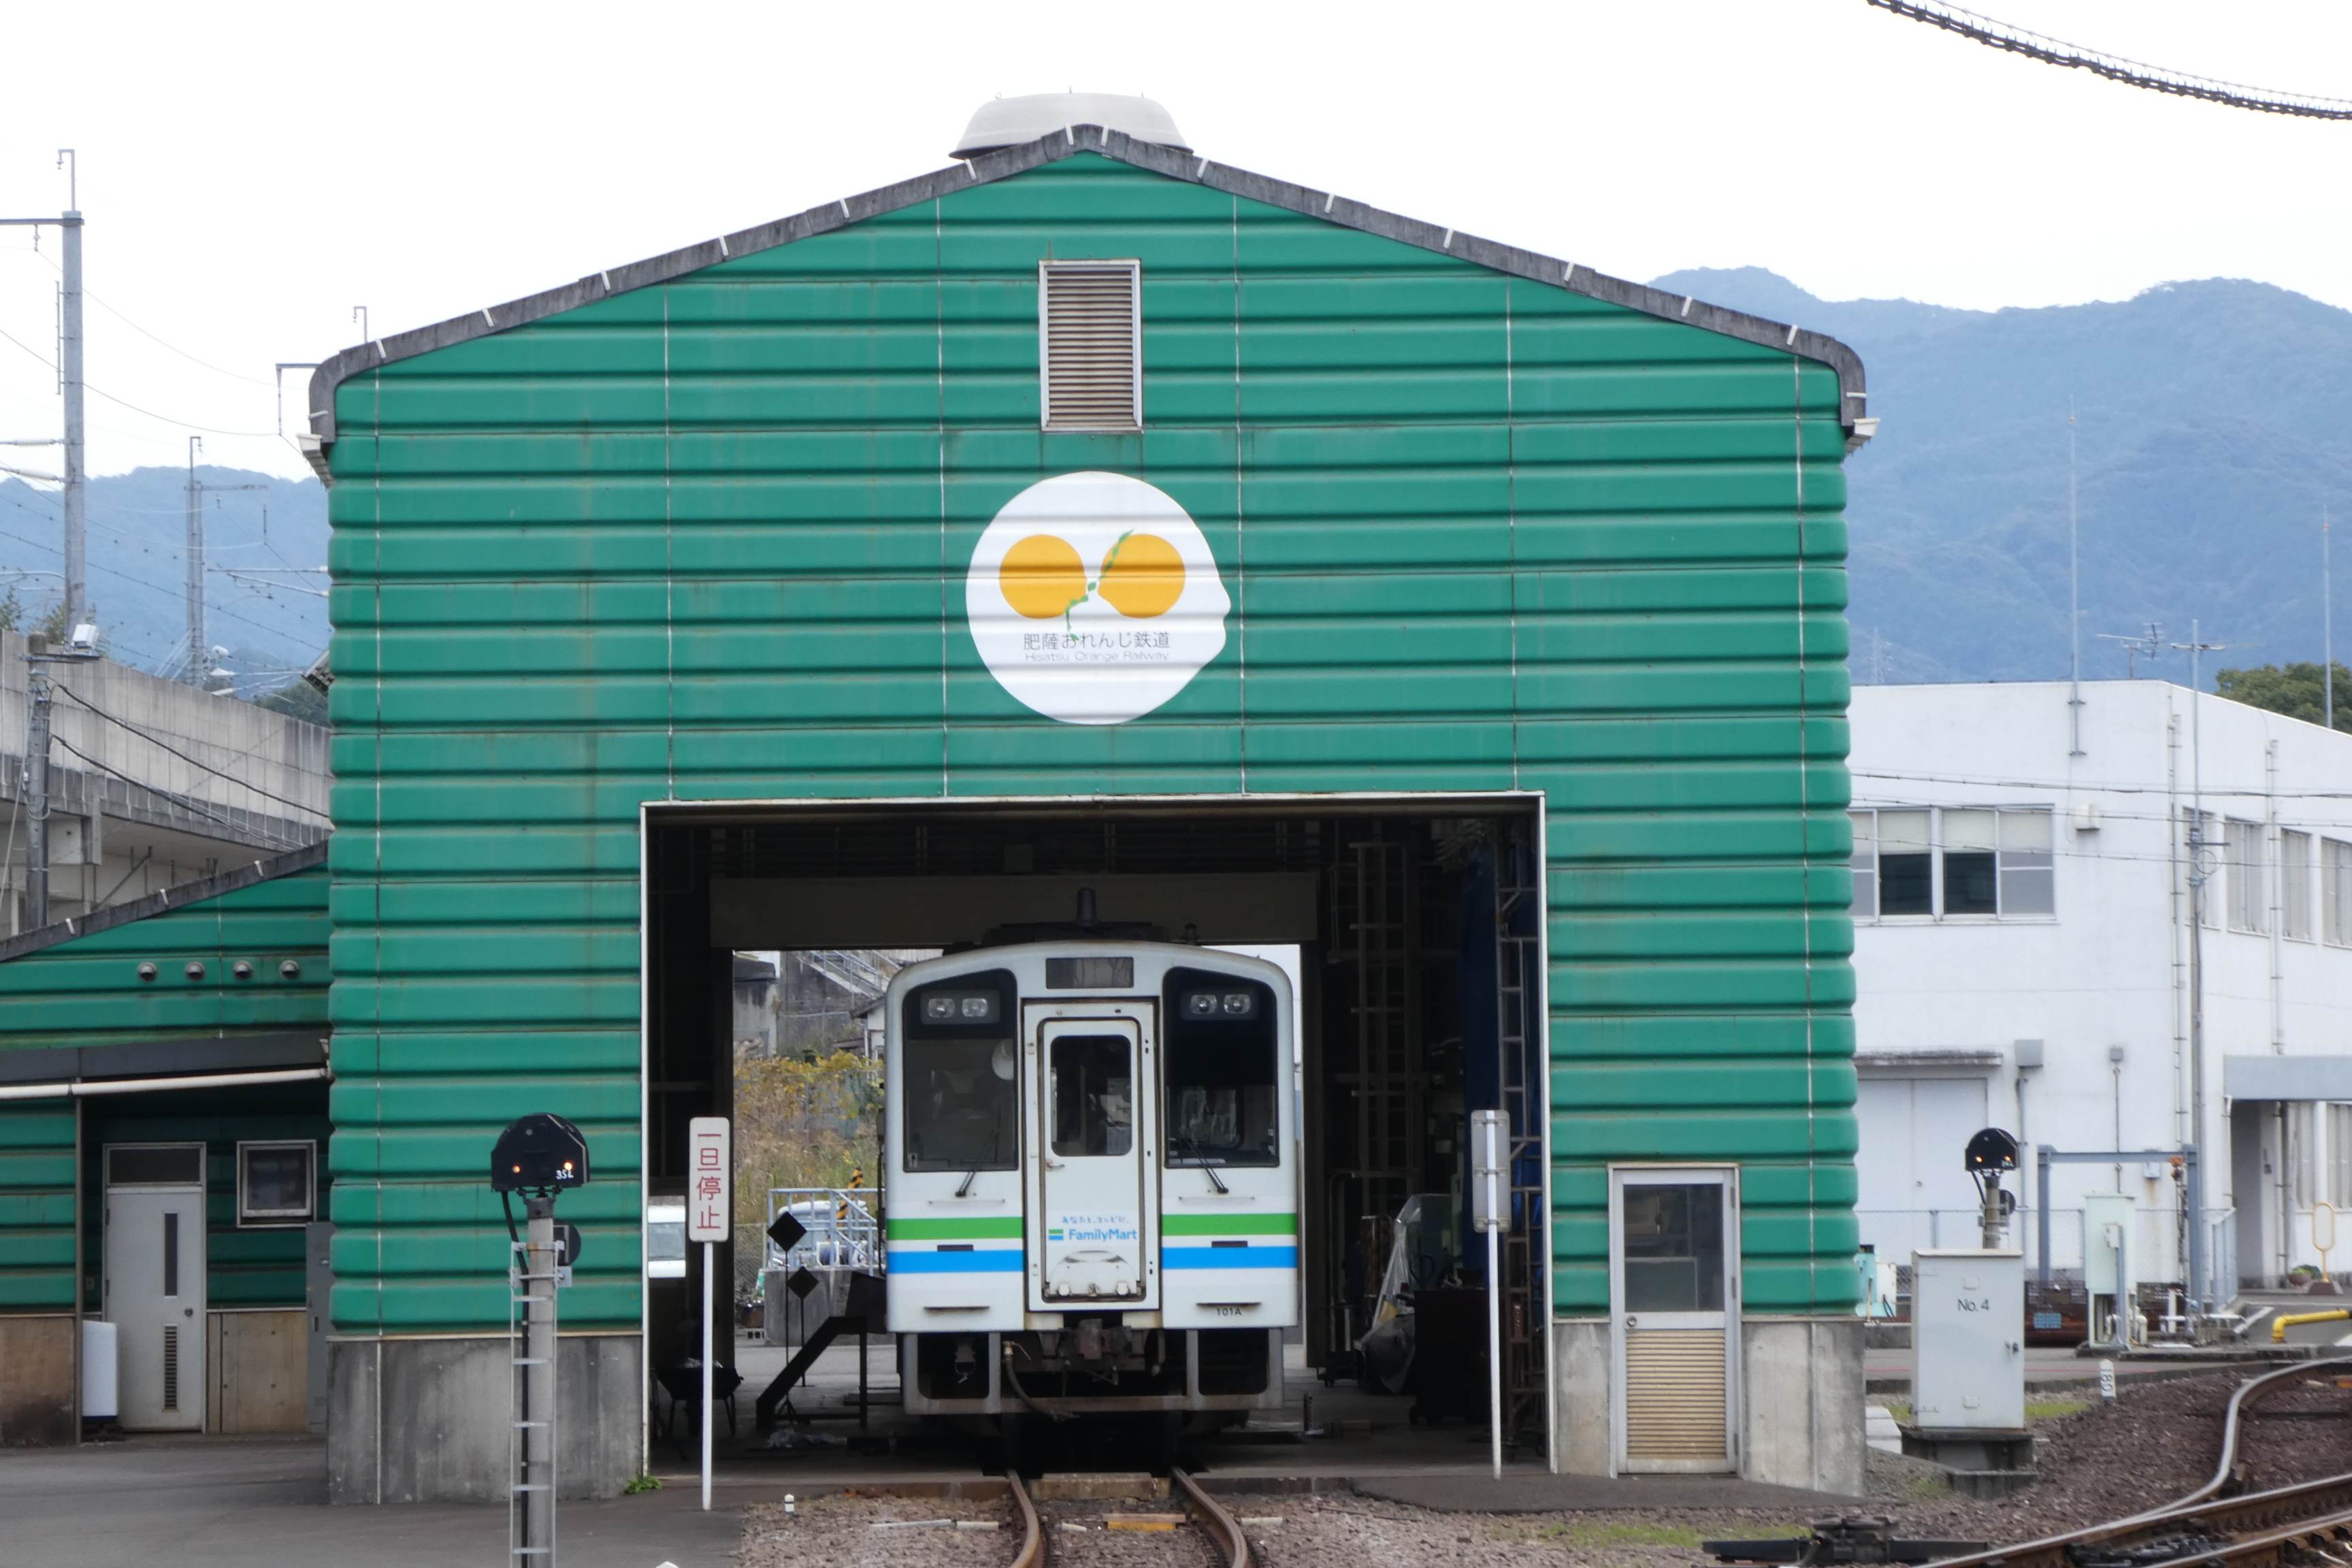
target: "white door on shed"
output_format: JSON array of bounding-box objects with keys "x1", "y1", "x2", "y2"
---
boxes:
[
  {"x1": 104, "y1": 1144, "x2": 208, "y2": 1432},
  {"x1": 1855, "y1": 1077, "x2": 1990, "y2": 1262}
]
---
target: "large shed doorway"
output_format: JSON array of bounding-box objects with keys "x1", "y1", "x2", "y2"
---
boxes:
[{"x1": 638, "y1": 794, "x2": 1552, "y2": 1461}]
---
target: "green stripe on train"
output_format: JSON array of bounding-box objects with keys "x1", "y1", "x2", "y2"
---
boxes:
[
  {"x1": 1160, "y1": 1213, "x2": 1298, "y2": 1237},
  {"x1": 885, "y1": 1216, "x2": 1026, "y2": 1240}
]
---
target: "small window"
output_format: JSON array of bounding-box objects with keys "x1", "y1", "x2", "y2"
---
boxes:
[
  {"x1": 1049, "y1": 1034, "x2": 1133, "y2": 1158},
  {"x1": 2227, "y1": 819, "x2": 2267, "y2": 934},
  {"x1": 1998, "y1": 807, "x2": 2055, "y2": 915},
  {"x1": 1878, "y1": 810, "x2": 1932, "y2": 915},
  {"x1": 237, "y1": 1141, "x2": 315, "y2": 1225},
  {"x1": 1852, "y1": 806, "x2": 2055, "y2": 920},
  {"x1": 2330, "y1": 1105, "x2": 2352, "y2": 1207},
  {"x1": 1039, "y1": 261, "x2": 1141, "y2": 431},
  {"x1": 1942, "y1": 809, "x2": 1999, "y2": 915},
  {"x1": 105, "y1": 1143, "x2": 203, "y2": 1188},
  {"x1": 1621, "y1": 1182, "x2": 1727, "y2": 1313},
  {"x1": 1848, "y1": 811, "x2": 1877, "y2": 919},
  {"x1": 2283, "y1": 830, "x2": 2313, "y2": 941},
  {"x1": 2325, "y1": 839, "x2": 2352, "y2": 946}
]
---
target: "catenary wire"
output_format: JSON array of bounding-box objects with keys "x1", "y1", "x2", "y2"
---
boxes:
[
  {"x1": 49, "y1": 684, "x2": 325, "y2": 819},
  {"x1": 1865, "y1": 0, "x2": 2352, "y2": 120},
  {"x1": 45, "y1": 732, "x2": 308, "y2": 849},
  {"x1": 0, "y1": 321, "x2": 274, "y2": 437}
]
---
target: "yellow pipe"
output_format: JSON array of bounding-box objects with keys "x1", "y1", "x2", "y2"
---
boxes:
[{"x1": 2271, "y1": 1308, "x2": 2352, "y2": 1342}]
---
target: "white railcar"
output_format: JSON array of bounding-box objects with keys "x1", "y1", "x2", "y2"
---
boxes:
[{"x1": 884, "y1": 941, "x2": 1297, "y2": 1426}]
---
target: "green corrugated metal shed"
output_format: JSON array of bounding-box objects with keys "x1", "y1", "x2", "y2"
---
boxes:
[
  {"x1": 307, "y1": 125, "x2": 1861, "y2": 1349},
  {"x1": 0, "y1": 845, "x2": 331, "y2": 1311}
]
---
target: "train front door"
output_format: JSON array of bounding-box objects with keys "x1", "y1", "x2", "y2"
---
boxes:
[{"x1": 1027, "y1": 1009, "x2": 1158, "y2": 1308}]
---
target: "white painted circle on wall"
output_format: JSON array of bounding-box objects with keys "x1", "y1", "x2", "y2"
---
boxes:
[{"x1": 966, "y1": 471, "x2": 1230, "y2": 726}]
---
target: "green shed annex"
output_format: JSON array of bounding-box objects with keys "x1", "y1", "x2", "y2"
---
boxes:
[{"x1": 0, "y1": 97, "x2": 1869, "y2": 1494}]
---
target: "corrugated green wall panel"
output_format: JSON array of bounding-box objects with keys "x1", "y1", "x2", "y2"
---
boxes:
[
  {"x1": 323, "y1": 150, "x2": 1857, "y2": 1331},
  {"x1": 0, "y1": 1105, "x2": 76, "y2": 1308}
]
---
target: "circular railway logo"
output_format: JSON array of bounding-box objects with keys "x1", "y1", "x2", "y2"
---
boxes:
[{"x1": 966, "y1": 472, "x2": 1230, "y2": 726}]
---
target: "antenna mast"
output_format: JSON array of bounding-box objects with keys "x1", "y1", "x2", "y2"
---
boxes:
[{"x1": 2068, "y1": 404, "x2": 2083, "y2": 755}]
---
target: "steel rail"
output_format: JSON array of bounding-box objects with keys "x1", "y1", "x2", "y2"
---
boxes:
[
  {"x1": 2126, "y1": 1505, "x2": 2352, "y2": 1568},
  {"x1": 1173, "y1": 1468, "x2": 1254, "y2": 1568},
  {"x1": 1007, "y1": 1471, "x2": 1045, "y2": 1568},
  {"x1": 1918, "y1": 1360, "x2": 2352, "y2": 1568}
]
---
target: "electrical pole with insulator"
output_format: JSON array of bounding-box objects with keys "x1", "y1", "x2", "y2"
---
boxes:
[
  {"x1": 20, "y1": 627, "x2": 101, "y2": 930},
  {"x1": 0, "y1": 153, "x2": 86, "y2": 634}
]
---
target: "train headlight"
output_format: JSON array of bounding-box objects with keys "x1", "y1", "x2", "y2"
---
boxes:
[
  {"x1": 922, "y1": 991, "x2": 999, "y2": 1024},
  {"x1": 1183, "y1": 990, "x2": 1259, "y2": 1019}
]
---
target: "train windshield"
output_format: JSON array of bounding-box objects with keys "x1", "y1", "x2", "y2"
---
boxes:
[
  {"x1": 1049, "y1": 1035, "x2": 1134, "y2": 1158},
  {"x1": 1162, "y1": 970, "x2": 1279, "y2": 1167},
  {"x1": 904, "y1": 1037, "x2": 1018, "y2": 1171}
]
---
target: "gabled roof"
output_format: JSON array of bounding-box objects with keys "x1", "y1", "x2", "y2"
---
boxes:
[
  {"x1": 304, "y1": 124, "x2": 1869, "y2": 481},
  {"x1": 0, "y1": 839, "x2": 327, "y2": 966}
]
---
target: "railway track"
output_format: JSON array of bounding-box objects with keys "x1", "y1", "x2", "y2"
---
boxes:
[
  {"x1": 1002, "y1": 1467, "x2": 1255, "y2": 1568},
  {"x1": 1921, "y1": 1360, "x2": 2352, "y2": 1568}
]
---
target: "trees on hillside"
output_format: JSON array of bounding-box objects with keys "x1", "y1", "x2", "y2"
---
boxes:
[{"x1": 2215, "y1": 662, "x2": 2352, "y2": 733}]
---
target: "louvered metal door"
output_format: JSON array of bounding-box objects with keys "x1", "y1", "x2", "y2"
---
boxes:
[{"x1": 1612, "y1": 1167, "x2": 1737, "y2": 1473}]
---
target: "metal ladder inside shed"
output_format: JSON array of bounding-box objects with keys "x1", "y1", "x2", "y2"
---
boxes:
[{"x1": 1495, "y1": 823, "x2": 1548, "y2": 1451}]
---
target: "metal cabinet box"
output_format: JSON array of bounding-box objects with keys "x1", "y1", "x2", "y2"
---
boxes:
[{"x1": 1910, "y1": 1249, "x2": 2023, "y2": 1431}]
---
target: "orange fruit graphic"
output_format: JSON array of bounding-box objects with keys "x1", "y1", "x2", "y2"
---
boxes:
[
  {"x1": 1096, "y1": 532, "x2": 1186, "y2": 619},
  {"x1": 1001, "y1": 534, "x2": 1088, "y2": 619}
]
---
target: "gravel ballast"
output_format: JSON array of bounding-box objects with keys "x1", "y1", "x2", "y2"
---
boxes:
[{"x1": 736, "y1": 1372, "x2": 2352, "y2": 1565}]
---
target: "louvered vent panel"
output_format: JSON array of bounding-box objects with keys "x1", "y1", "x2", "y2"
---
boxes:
[
  {"x1": 1624, "y1": 1328, "x2": 1726, "y2": 1460},
  {"x1": 1041, "y1": 263, "x2": 1139, "y2": 429},
  {"x1": 163, "y1": 1325, "x2": 180, "y2": 1411}
]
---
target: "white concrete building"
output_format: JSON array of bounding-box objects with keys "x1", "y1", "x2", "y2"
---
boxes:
[{"x1": 1848, "y1": 680, "x2": 2352, "y2": 1296}]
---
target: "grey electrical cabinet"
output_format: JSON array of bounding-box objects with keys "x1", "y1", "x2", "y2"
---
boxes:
[{"x1": 1910, "y1": 1249, "x2": 2025, "y2": 1432}]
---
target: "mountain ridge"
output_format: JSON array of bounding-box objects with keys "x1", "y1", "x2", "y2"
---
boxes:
[{"x1": 1654, "y1": 267, "x2": 2352, "y2": 686}]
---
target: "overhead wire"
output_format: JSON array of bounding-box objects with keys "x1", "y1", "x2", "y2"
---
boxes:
[
  {"x1": 1865, "y1": 0, "x2": 2352, "y2": 120},
  {"x1": 0, "y1": 235, "x2": 279, "y2": 387},
  {"x1": 45, "y1": 732, "x2": 309, "y2": 850},
  {"x1": 0, "y1": 321, "x2": 274, "y2": 438},
  {"x1": 49, "y1": 683, "x2": 325, "y2": 819}
]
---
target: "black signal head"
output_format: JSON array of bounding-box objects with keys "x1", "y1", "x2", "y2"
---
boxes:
[{"x1": 491, "y1": 1113, "x2": 591, "y2": 1195}]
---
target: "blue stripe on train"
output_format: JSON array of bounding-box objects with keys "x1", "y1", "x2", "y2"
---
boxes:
[
  {"x1": 887, "y1": 1249, "x2": 1024, "y2": 1273},
  {"x1": 1163, "y1": 1245, "x2": 1299, "y2": 1269}
]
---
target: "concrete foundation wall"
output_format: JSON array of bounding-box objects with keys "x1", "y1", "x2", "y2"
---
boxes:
[
  {"x1": 1550, "y1": 1314, "x2": 1864, "y2": 1494},
  {"x1": 327, "y1": 1333, "x2": 640, "y2": 1503},
  {"x1": 1550, "y1": 1318, "x2": 1610, "y2": 1476},
  {"x1": 1741, "y1": 1316, "x2": 1865, "y2": 1497},
  {"x1": 0, "y1": 1313, "x2": 75, "y2": 1445}
]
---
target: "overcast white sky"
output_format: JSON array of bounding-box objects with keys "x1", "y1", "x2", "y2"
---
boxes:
[{"x1": 0, "y1": 0, "x2": 2345, "y2": 485}]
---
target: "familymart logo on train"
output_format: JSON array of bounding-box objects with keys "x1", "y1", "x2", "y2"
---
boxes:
[{"x1": 966, "y1": 470, "x2": 1230, "y2": 725}]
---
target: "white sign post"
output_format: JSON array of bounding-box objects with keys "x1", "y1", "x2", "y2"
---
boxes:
[
  {"x1": 1470, "y1": 1109, "x2": 1508, "y2": 1480},
  {"x1": 687, "y1": 1117, "x2": 732, "y2": 1512}
]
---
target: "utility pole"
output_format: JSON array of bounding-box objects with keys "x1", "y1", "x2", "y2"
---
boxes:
[
  {"x1": 185, "y1": 438, "x2": 206, "y2": 683},
  {"x1": 59, "y1": 152, "x2": 84, "y2": 632},
  {"x1": 1, "y1": 153, "x2": 84, "y2": 632},
  {"x1": 20, "y1": 629, "x2": 101, "y2": 930},
  {"x1": 2068, "y1": 404, "x2": 2085, "y2": 755},
  {"x1": 2327, "y1": 509, "x2": 2334, "y2": 732},
  {"x1": 178, "y1": 440, "x2": 266, "y2": 687},
  {"x1": 2172, "y1": 621, "x2": 2241, "y2": 1306}
]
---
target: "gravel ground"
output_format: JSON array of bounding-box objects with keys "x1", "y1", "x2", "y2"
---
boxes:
[
  {"x1": 1878, "y1": 1371, "x2": 2352, "y2": 1542},
  {"x1": 737, "y1": 1492, "x2": 1022, "y2": 1568},
  {"x1": 734, "y1": 1372, "x2": 2352, "y2": 1567}
]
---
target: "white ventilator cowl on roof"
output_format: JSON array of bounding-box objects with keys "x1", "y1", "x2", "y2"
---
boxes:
[{"x1": 953, "y1": 93, "x2": 1190, "y2": 158}]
